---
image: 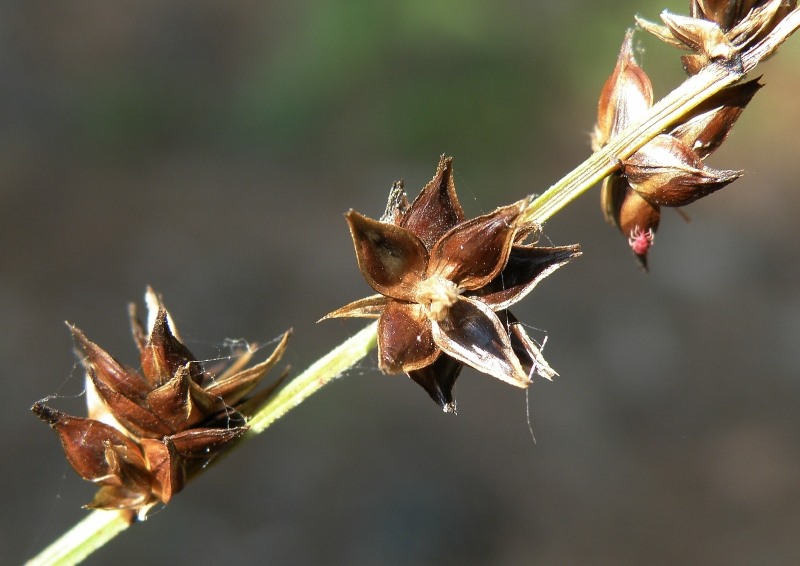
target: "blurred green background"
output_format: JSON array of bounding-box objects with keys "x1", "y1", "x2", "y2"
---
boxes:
[{"x1": 3, "y1": 1, "x2": 799, "y2": 564}]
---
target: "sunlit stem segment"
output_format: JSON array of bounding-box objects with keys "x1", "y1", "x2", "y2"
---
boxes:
[{"x1": 246, "y1": 321, "x2": 378, "y2": 435}]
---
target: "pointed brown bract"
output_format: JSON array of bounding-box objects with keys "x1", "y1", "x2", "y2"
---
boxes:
[
  {"x1": 593, "y1": 30, "x2": 653, "y2": 150},
  {"x1": 323, "y1": 155, "x2": 580, "y2": 412},
  {"x1": 594, "y1": 31, "x2": 761, "y2": 268},
  {"x1": 672, "y1": 78, "x2": 762, "y2": 157},
  {"x1": 33, "y1": 288, "x2": 290, "y2": 518},
  {"x1": 407, "y1": 355, "x2": 463, "y2": 414},
  {"x1": 141, "y1": 309, "x2": 204, "y2": 388},
  {"x1": 621, "y1": 134, "x2": 743, "y2": 207},
  {"x1": 400, "y1": 156, "x2": 465, "y2": 248}
]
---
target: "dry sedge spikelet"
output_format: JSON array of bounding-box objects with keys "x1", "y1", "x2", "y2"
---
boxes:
[
  {"x1": 636, "y1": 0, "x2": 797, "y2": 74},
  {"x1": 322, "y1": 156, "x2": 580, "y2": 412},
  {"x1": 33, "y1": 288, "x2": 290, "y2": 519},
  {"x1": 594, "y1": 29, "x2": 761, "y2": 269}
]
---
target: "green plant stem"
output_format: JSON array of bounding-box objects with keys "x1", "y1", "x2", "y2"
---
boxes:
[
  {"x1": 27, "y1": 509, "x2": 131, "y2": 566},
  {"x1": 246, "y1": 321, "x2": 378, "y2": 435},
  {"x1": 27, "y1": 9, "x2": 800, "y2": 566}
]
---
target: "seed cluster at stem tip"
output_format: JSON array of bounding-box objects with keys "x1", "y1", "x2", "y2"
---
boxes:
[
  {"x1": 524, "y1": 2, "x2": 799, "y2": 269},
  {"x1": 593, "y1": 27, "x2": 762, "y2": 269}
]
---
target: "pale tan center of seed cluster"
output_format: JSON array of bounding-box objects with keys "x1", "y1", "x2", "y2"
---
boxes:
[{"x1": 415, "y1": 276, "x2": 460, "y2": 322}]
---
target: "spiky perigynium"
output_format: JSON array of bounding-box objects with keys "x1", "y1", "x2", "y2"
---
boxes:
[
  {"x1": 33, "y1": 288, "x2": 290, "y2": 519},
  {"x1": 323, "y1": 156, "x2": 580, "y2": 412}
]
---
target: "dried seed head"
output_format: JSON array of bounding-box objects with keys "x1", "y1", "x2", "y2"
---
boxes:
[
  {"x1": 664, "y1": 12, "x2": 738, "y2": 68},
  {"x1": 595, "y1": 31, "x2": 761, "y2": 267},
  {"x1": 637, "y1": 0, "x2": 797, "y2": 74},
  {"x1": 33, "y1": 289, "x2": 290, "y2": 518},
  {"x1": 324, "y1": 155, "x2": 580, "y2": 411}
]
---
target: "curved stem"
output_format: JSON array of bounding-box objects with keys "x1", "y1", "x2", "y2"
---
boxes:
[{"x1": 26, "y1": 10, "x2": 800, "y2": 565}]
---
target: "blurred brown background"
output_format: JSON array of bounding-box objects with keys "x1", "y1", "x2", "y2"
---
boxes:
[{"x1": 3, "y1": 1, "x2": 799, "y2": 564}]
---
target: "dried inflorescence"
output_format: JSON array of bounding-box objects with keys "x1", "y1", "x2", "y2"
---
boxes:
[
  {"x1": 637, "y1": 0, "x2": 797, "y2": 74},
  {"x1": 323, "y1": 156, "x2": 580, "y2": 412},
  {"x1": 33, "y1": 288, "x2": 290, "y2": 519},
  {"x1": 593, "y1": 30, "x2": 761, "y2": 269}
]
